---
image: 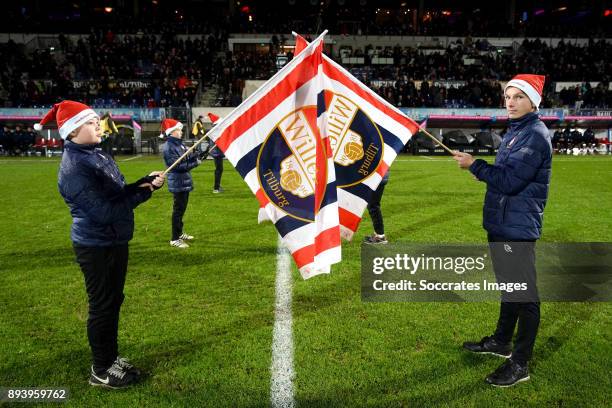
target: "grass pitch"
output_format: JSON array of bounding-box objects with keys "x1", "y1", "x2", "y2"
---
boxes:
[{"x1": 0, "y1": 155, "x2": 610, "y2": 407}]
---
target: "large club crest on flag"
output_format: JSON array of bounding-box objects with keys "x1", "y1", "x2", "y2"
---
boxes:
[
  {"x1": 278, "y1": 33, "x2": 421, "y2": 240},
  {"x1": 322, "y1": 91, "x2": 385, "y2": 186},
  {"x1": 207, "y1": 32, "x2": 341, "y2": 279},
  {"x1": 258, "y1": 105, "x2": 326, "y2": 221}
]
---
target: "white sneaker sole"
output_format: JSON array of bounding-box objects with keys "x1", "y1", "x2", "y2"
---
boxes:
[
  {"x1": 489, "y1": 375, "x2": 530, "y2": 387},
  {"x1": 482, "y1": 351, "x2": 512, "y2": 359},
  {"x1": 169, "y1": 242, "x2": 189, "y2": 248},
  {"x1": 464, "y1": 347, "x2": 511, "y2": 359},
  {"x1": 88, "y1": 379, "x2": 132, "y2": 390}
]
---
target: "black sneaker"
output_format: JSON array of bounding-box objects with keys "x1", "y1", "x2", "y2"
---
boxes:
[
  {"x1": 114, "y1": 356, "x2": 141, "y2": 377},
  {"x1": 364, "y1": 234, "x2": 388, "y2": 244},
  {"x1": 89, "y1": 362, "x2": 138, "y2": 389},
  {"x1": 463, "y1": 335, "x2": 512, "y2": 358},
  {"x1": 485, "y1": 359, "x2": 530, "y2": 387}
]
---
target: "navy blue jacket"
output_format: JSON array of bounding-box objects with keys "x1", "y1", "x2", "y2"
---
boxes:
[
  {"x1": 163, "y1": 137, "x2": 199, "y2": 193},
  {"x1": 209, "y1": 142, "x2": 225, "y2": 159},
  {"x1": 469, "y1": 112, "x2": 552, "y2": 240},
  {"x1": 58, "y1": 141, "x2": 152, "y2": 246}
]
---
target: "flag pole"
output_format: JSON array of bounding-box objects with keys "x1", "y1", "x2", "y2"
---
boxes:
[
  {"x1": 417, "y1": 127, "x2": 455, "y2": 155},
  {"x1": 162, "y1": 130, "x2": 211, "y2": 176}
]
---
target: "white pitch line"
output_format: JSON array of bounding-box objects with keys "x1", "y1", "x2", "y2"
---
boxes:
[
  {"x1": 419, "y1": 155, "x2": 435, "y2": 160},
  {"x1": 121, "y1": 154, "x2": 143, "y2": 162},
  {"x1": 270, "y1": 236, "x2": 295, "y2": 408}
]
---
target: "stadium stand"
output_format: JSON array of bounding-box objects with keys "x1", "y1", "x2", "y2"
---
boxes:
[
  {"x1": 3, "y1": 36, "x2": 609, "y2": 110},
  {"x1": 0, "y1": 0, "x2": 610, "y2": 156}
]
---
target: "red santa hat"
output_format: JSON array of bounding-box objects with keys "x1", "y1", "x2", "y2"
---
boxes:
[
  {"x1": 34, "y1": 100, "x2": 99, "y2": 139},
  {"x1": 207, "y1": 113, "x2": 222, "y2": 124},
  {"x1": 504, "y1": 74, "x2": 546, "y2": 110},
  {"x1": 160, "y1": 118, "x2": 183, "y2": 138}
]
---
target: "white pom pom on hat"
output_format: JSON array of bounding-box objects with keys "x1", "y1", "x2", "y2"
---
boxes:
[
  {"x1": 35, "y1": 100, "x2": 99, "y2": 139},
  {"x1": 160, "y1": 118, "x2": 183, "y2": 136}
]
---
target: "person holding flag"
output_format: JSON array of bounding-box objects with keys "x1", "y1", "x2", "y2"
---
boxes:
[
  {"x1": 37, "y1": 100, "x2": 165, "y2": 389},
  {"x1": 454, "y1": 74, "x2": 552, "y2": 387},
  {"x1": 162, "y1": 118, "x2": 202, "y2": 248}
]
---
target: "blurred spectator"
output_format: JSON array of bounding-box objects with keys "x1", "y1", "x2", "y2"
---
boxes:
[
  {"x1": 0, "y1": 124, "x2": 37, "y2": 155},
  {"x1": 0, "y1": 30, "x2": 223, "y2": 108},
  {"x1": 0, "y1": 29, "x2": 610, "y2": 109},
  {"x1": 211, "y1": 38, "x2": 610, "y2": 108}
]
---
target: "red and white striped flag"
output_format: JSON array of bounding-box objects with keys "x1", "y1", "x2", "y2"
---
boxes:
[
  {"x1": 206, "y1": 33, "x2": 341, "y2": 279},
  {"x1": 278, "y1": 33, "x2": 421, "y2": 240}
]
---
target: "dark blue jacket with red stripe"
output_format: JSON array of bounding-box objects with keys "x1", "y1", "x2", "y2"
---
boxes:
[
  {"x1": 469, "y1": 112, "x2": 552, "y2": 240},
  {"x1": 58, "y1": 141, "x2": 152, "y2": 246}
]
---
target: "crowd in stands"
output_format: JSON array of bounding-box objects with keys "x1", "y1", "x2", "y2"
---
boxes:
[
  {"x1": 557, "y1": 83, "x2": 612, "y2": 109},
  {"x1": 1, "y1": 27, "x2": 226, "y2": 108},
  {"x1": 213, "y1": 38, "x2": 611, "y2": 109},
  {"x1": 2, "y1": 32, "x2": 610, "y2": 110},
  {"x1": 368, "y1": 79, "x2": 503, "y2": 109},
  {"x1": 0, "y1": 10, "x2": 610, "y2": 110},
  {"x1": 335, "y1": 38, "x2": 610, "y2": 82}
]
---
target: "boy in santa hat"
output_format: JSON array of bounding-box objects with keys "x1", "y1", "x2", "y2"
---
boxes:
[
  {"x1": 454, "y1": 74, "x2": 552, "y2": 387},
  {"x1": 161, "y1": 118, "x2": 202, "y2": 248},
  {"x1": 37, "y1": 100, "x2": 165, "y2": 389}
]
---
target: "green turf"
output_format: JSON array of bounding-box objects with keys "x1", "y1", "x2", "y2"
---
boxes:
[{"x1": 0, "y1": 155, "x2": 610, "y2": 407}]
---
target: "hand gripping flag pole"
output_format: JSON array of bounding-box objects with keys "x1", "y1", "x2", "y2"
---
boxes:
[{"x1": 161, "y1": 131, "x2": 212, "y2": 176}]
